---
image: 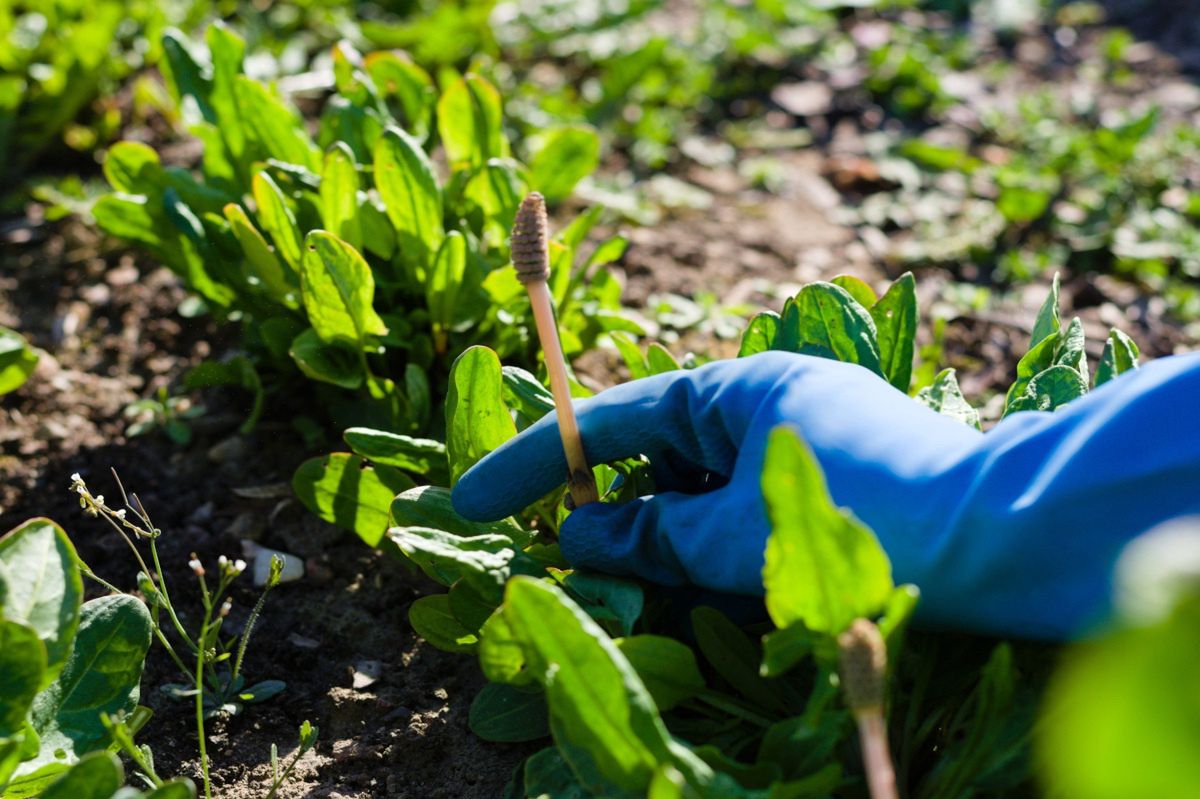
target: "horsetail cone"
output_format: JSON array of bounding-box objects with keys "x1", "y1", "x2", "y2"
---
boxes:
[
  {"x1": 838, "y1": 618, "x2": 887, "y2": 711},
  {"x1": 511, "y1": 192, "x2": 551, "y2": 284}
]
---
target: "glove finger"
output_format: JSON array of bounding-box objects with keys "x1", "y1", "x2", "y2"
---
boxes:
[
  {"x1": 453, "y1": 357, "x2": 786, "y2": 521},
  {"x1": 559, "y1": 486, "x2": 769, "y2": 597}
]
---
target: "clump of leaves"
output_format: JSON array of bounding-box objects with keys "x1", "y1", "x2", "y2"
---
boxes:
[
  {"x1": 95, "y1": 25, "x2": 634, "y2": 433},
  {"x1": 0, "y1": 326, "x2": 38, "y2": 395}
]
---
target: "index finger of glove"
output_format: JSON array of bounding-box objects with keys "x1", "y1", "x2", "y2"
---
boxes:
[{"x1": 451, "y1": 359, "x2": 773, "y2": 521}]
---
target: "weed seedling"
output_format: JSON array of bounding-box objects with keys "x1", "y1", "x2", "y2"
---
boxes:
[{"x1": 511, "y1": 192, "x2": 599, "y2": 507}]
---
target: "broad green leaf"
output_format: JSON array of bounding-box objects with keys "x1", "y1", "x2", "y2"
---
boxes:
[
  {"x1": 206, "y1": 22, "x2": 247, "y2": 175},
  {"x1": 320, "y1": 143, "x2": 362, "y2": 250},
  {"x1": 500, "y1": 366, "x2": 555, "y2": 424},
  {"x1": 0, "y1": 327, "x2": 39, "y2": 396},
  {"x1": 615, "y1": 636, "x2": 705, "y2": 711},
  {"x1": 358, "y1": 196, "x2": 396, "y2": 260},
  {"x1": 563, "y1": 572, "x2": 644, "y2": 637},
  {"x1": 612, "y1": 333, "x2": 649, "y2": 379},
  {"x1": 528, "y1": 125, "x2": 600, "y2": 204},
  {"x1": 15, "y1": 595, "x2": 152, "y2": 787},
  {"x1": 233, "y1": 75, "x2": 320, "y2": 172},
  {"x1": 39, "y1": 751, "x2": 123, "y2": 799},
  {"x1": 102, "y1": 142, "x2": 162, "y2": 194},
  {"x1": 390, "y1": 486, "x2": 526, "y2": 543},
  {"x1": 344, "y1": 428, "x2": 446, "y2": 476},
  {"x1": 869, "y1": 272, "x2": 917, "y2": 392},
  {"x1": 445, "y1": 346, "x2": 518, "y2": 485},
  {"x1": 691, "y1": 607, "x2": 789, "y2": 711},
  {"x1": 738, "y1": 312, "x2": 781, "y2": 358},
  {"x1": 1030, "y1": 273, "x2": 1061, "y2": 349},
  {"x1": 409, "y1": 594, "x2": 478, "y2": 653},
  {"x1": 184, "y1": 356, "x2": 263, "y2": 433},
  {"x1": 1095, "y1": 329, "x2": 1140, "y2": 387},
  {"x1": 301, "y1": 231, "x2": 388, "y2": 347},
  {"x1": 469, "y1": 683, "x2": 550, "y2": 743},
  {"x1": 463, "y1": 158, "x2": 526, "y2": 241},
  {"x1": 251, "y1": 172, "x2": 303, "y2": 273},
  {"x1": 364, "y1": 50, "x2": 436, "y2": 141},
  {"x1": 914, "y1": 368, "x2": 981, "y2": 430},
  {"x1": 288, "y1": 329, "x2": 364, "y2": 389},
  {"x1": 427, "y1": 231, "x2": 467, "y2": 350},
  {"x1": 0, "y1": 621, "x2": 44, "y2": 737},
  {"x1": 1006, "y1": 365, "x2": 1089, "y2": 414},
  {"x1": 830, "y1": 275, "x2": 877, "y2": 308},
  {"x1": 523, "y1": 747, "x2": 591, "y2": 798},
  {"x1": 645, "y1": 344, "x2": 681, "y2": 375},
  {"x1": 1054, "y1": 316, "x2": 1089, "y2": 385},
  {"x1": 1004, "y1": 330, "x2": 1061, "y2": 414},
  {"x1": 777, "y1": 283, "x2": 882, "y2": 376},
  {"x1": 222, "y1": 204, "x2": 296, "y2": 305},
  {"x1": 375, "y1": 126, "x2": 443, "y2": 272},
  {"x1": 760, "y1": 623, "x2": 814, "y2": 678},
  {"x1": 91, "y1": 195, "x2": 163, "y2": 250},
  {"x1": 0, "y1": 518, "x2": 83, "y2": 686},
  {"x1": 761, "y1": 427, "x2": 893, "y2": 635},
  {"x1": 478, "y1": 611, "x2": 531, "y2": 686},
  {"x1": 292, "y1": 453, "x2": 415, "y2": 546},
  {"x1": 437, "y1": 74, "x2": 507, "y2": 170},
  {"x1": 501, "y1": 577, "x2": 673, "y2": 790},
  {"x1": 387, "y1": 526, "x2": 513, "y2": 589}
]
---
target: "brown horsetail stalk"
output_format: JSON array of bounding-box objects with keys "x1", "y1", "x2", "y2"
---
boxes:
[
  {"x1": 838, "y1": 618, "x2": 898, "y2": 799},
  {"x1": 511, "y1": 192, "x2": 599, "y2": 507}
]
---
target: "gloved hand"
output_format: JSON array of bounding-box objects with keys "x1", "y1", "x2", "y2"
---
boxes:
[{"x1": 452, "y1": 350, "x2": 1200, "y2": 639}]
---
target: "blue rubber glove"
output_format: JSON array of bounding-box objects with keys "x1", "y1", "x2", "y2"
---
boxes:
[{"x1": 452, "y1": 351, "x2": 1200, "y2": 639}]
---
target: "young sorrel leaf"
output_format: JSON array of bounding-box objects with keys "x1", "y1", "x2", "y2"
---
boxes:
[
  {"x1": 737, "y1": 312, "x2": 781, "y2": 358},
  {"x1": 343, "y1": 428, "x2": 447, "y2": 476},
  {"x1": 1006, "y1": 365, "x2": 1089, "y2": 414},
  {"x1": 408, "y1": 594, "x2": 478, "y2": 654},
  {"x1": 760, "y1": 623, "x2": 814, "y2": 678},
  {"x1": 528, "y1": 125, "x2": 601, "y2": 204},
  {"x1": 0, "y1": 519, "x2": 83, "y2": 686},
  {"x1": 1003, "y1": 329, "x2": 1061, "y2": 414},
  {"x1": 292, "y1": 453, "x2": 415, "y2": 547},
  {"x1": 38, "y1": 751, "x2": 124, "y2": 799},
  {"x1": 1054, "y1": 317, "x2": 1089, "y2": 385},
  {"x1": 386, "y1": 526, "x2": 513, "y2": 590},
  {"x1": 691, "y1": 607, "x2": 795, "y2": 712},
  {"x1": 520, "y1": 747, "x2": 592, "y2": 798},
  {"x1": 222, "y1": 203, "x2": 296, "y2": 306},
  {"x1": 14, "y1": 595, "x2": 152, "y2": 789},
  {"x1": 497, "y1": 577, "x2": 675, "y2": 791},
  {"x1": 645, "y1": 344, "x2": 681, "y2": 375},
  {"x1": 562, "y1": 572, "x2": 644, "y2": 637},
  {"x1": 363, "y1": 51, "x2": 435, "y2": 142},
  {"x1": 914, "y1": 368, "x2": 981, "y2": 430},
  {"x1": 500, "y1": 366, "x2": 555, "y2": 425},
  {"x1": 761, "y1": 427, "x2": 893, "y2": 636},
  {"x1": 1094, "y1": 329, "x2": 1140, "y2": 387},
  {"x1": 438, "y1": 73, "x2": 507, "y2": 170},
  {"x1": 830, "y1": 274, "x2": 877, "y2": 308},
  {"x1": 1029, "y1": 273, "x2": 1061, "y2": 349},
  {"x1": 0, "y1": 621, "x2": 44, "y2": 737},
  {"x1": 288, "y1": 329, "x2": 364, "y2": 389},
  {"x1": 300, "y1": 231, "x2": 388, "y2": 347},
  {"x1": 251, "y1": 171, "x2": 304, "y2": 273},
  {"x1": 615, "y1": 636, "x2": 705, "y2": 712},
  {"x1": 777, "y1": 283, "x2": 882, "y2": 376},
  {"x1": 445, "y1": 346, "x2": 518, "y2": 485},
  {"x1": 427, "y1": 231, "x2": 468, "y2": 352},
  {"x1": 0, "y1": 327, "x2": 39, "y2": 396},
  {"x1": 869, "y1": 272, "x2": 917, "y2": 393},
  {"x1": 469, "y1": 683, "x2": 550, "y2": 743},
  {"x1": 390, "y1": 487, "x2": 527, "y2": 543},
  {"x1": 320, "y1": 142, "x2": 363, "y2": 250},
  {"x1": 612, "y1": 333, "x2": 650, "y2": 379},
  {"x1": 232, "y1": 75, "x2": 320, "y2": 172},
  {"x1": 374, "y1": 125, "x2": 443, "y2": 273}
]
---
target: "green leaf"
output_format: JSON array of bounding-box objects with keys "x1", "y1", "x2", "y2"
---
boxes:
[
  {"x1": 869, "y1": 272, "x2": 917, "y2": 392},
  {"x1": 437, "y1": 74, "x2": 507, "y2": 170},
  {"x1": 301, "y1": 231, "x2": 388, "y2": 347},
  {"x1": 344, "y1": 428, "x2": 447, "y2": 477},
  {"x1": 409, "y1": 594, "x2": 478, "y2": 653},
  {"x1": 0, "y1": 621, "x2": 45, "y2": 737},
  {"x1": 292, "y1": 453, "x2": 415, "y2": 547},
  {"x1": 691, "y1": 607, "x2": 787, "y2": 711},
  {"x1": 760, "y1": 623, "x2": 814, "y2": 678},
  {"x1": 222, "y1": 203, "x2": 296, "y2": 305},
  {"x1": 528, "y1": 125, "x2": 600, "y2": 204},
  {"x1": 364, "y1": 50, "x2": 436, "y2": 141},
  {"x1": 319, "y1": 143, "x2": 363, "y2": 251},
  {"x1": 469, "y1": 683, "x2": 550, "y2": 743},
  {"x1": 500, "y1": 366, "x2": 555, "y2": 424},
  {"x1": 645, "y1": 344, "x2": 681, "y2": 375},
  {"x1": 615, "y1": 636, "x2": 705, "y2": 711},
  {"x1": 374, "y1": 126, "x2": 443, "y2": 273},
  {"x1": 1004, "y1": 330, "x2": 1061, "y2": 415},
  {"x1": 184, "y1": 356, "x2": 263, "y2": 434},
  {"x1": 1006, "y1": 365, "x2": 1089, "y2": 414},
  {"x1": 427, "y1": 231, "x2": 468, "y2": 347},
  {"x1": 1095, "y1": 329, "x2": 1140, "y2": 387},
  {"x1": 288, "y1": 329, "x2": 364, "y2": 390},
  {"x1": 612, "y1": 333, "x2": 649, "y2": 379},
  {"x1": 777, "y1": 283, "x2": 882, "y2": 376},
  {"x1": 830, "y1": 275, "x2": 877, "y2": 308},
  {"x1": 1030, "y1": 273, "x2": 1062, "y2": 349},
  {"x1": 233, "y1": 75, "x2": 319, "y2": 172},
  {"x1": 737, "y1": 312, "x2": 781, "y2": 358},
  {"x1": 39, "y1": 752, "x2": 123, "y2": 799},
  {"x1": 445, "y1": 346, "x2": 518, "y2": 485},
  {"x1": 0, "y1": 327, "x2": 39, "y2": 396},
  {"x1": 1054, "y1": 316, "x2": 1089, "y2": 385},
  {"x1": 102, "y1": 142, "x2": 162, "y2": 195},
  {"x1": 390, "y1": 486, "x2": 527, "y2": 543},
  {"x1": 0, "y1": 518, "x2": 83, "y2": 686},
  {"x1": 500, "y1": 577, "x2": 674, "y2": 791},
  {"x1": 761, "y1": 427, "x2": 893, "y2": 635},
  {"x1": 914, "y1": 368, "x2": 980, "y2": 430},
  {"x1": 251, "y1": 171, "x2": 304, "y2": 274},
  {"x1": 522, "y1": 747, "x2": 591, "y2": 798},
  {"x1": 16, "y1": 596, "x2": 152, "y2": 786},
  {"x1": 563, "y1": 572, "x2": 644, "y2": 637},
  {"x1": 387, "y1": 526, "x2": 514, "y2": 589},
  {"x1": 478, "y1": 612, "x2": 531, "y2": 686}
]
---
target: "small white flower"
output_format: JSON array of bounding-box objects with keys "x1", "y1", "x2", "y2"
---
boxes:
[
  {"x1": 219, "y1": 599, "x2": 232, "y2": 617},
  {"x1": 93, "y1": 495, "x2": 105, "y2": 508},
  {"x1": 114, "y1": 509, "x2": 127, "y2": 520},
  {"x1": 218, "y1": 555, "x2": 229, "y2": 570},
  {"x1": 233, "y1": 559, "x2": 247, "y2": 574},
  {"x1": 188, "y1": 558, "x2": 205, "y2": 576},
  {"x1": 70, "y1": 472, "x2": 81, "y2": 483}
]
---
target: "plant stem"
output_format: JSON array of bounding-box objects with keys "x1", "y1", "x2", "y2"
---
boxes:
[
  {"x1": 195, "y1": 601, "x2": 215, "y2": 799},
  {"x1": 855, "y1": 709, "x2": 898, "y2": 799}
]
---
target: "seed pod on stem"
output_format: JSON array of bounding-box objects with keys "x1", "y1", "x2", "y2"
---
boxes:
[
  {"x1": 511, "y1": 192, "x2": 599, "y2": 508},
  {"x1": 838, "y1": 618, "x2": 898, "y2": 799}
]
